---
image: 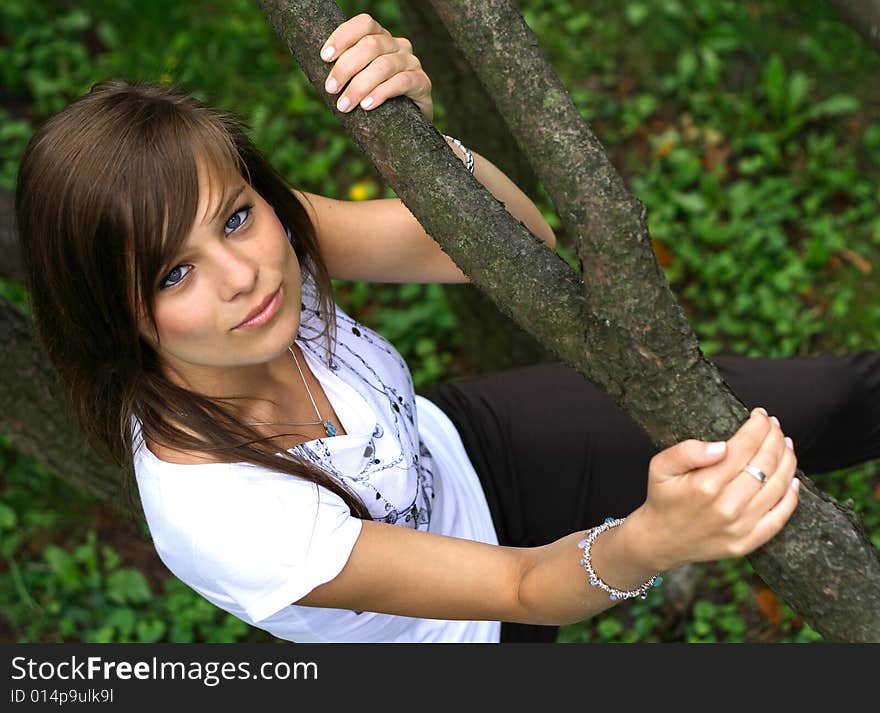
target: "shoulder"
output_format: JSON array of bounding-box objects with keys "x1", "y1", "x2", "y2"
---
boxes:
[{"x1": 135, "y1": 441, "x2": 345, "y2": 545}]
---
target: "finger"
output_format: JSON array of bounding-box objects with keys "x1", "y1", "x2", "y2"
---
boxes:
[
  {"x1": 336, "y1": 55, "x2": 421, "y2": 113},
  {"x1": 735, "y1": 473, "x2": 800, "y2": 556},
  {"x1": 354, "y1": 69, "x2": 427, "y2": 113},
  {"x1": 320, "y1": 12, "x2": 388, "y2": 63},
  {"x1": 323, "y1": 33, "x2": 401, "y2": 99},
  {"x1": 717, "y1": 415, "x2": 787, "y2": 506},
  {"x1": 690, "y1": 408, "x2": 772, "y2": 492},
  {"x1": 742, "y1": 437, "x2": 798, "y2": 522}
]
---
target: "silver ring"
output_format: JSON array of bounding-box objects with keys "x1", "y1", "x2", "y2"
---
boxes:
[{"x1": 744, "y1": 464, "x2": 767, "y2": 485}]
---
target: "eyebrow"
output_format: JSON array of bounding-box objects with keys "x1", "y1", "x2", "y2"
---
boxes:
[{"x1": 208, "y1": 183, "x2": 247, "y2": 228}]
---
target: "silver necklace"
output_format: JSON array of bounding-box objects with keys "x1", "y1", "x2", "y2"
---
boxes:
[{"x1": 245, "y1": 345, "x2": 338, "y2": 437}]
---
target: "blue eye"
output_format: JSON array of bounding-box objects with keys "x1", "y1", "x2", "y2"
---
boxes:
[
  {"x1": 161, "y1": 264, "x2": 192, "y2": 289},
  {"x1": 158, "y1": 203, "x2": 253, "y2": 290},
  {"x1": 225, "y1": 204, "x2": 253, "y2": 234}
]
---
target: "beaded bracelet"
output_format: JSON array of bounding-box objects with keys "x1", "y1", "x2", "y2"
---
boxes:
[
  {"x1": 579, "y1": 517, "x2": 664, "y2": 601},
  {"x1": 443, "y1": 134, "x2": 475, "y2": 174}
]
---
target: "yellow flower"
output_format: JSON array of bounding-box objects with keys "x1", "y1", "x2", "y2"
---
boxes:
[
  {"x1": 348, "y1": 181, "x2": 375, "y2": 201},
  {"x1": 160, "y1": 73, "x2": 173, "y2": 84}
]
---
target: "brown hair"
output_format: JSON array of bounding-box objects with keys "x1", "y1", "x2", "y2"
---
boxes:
[{"x1": 15, "y1": 79, "x2": 371, "y2": 520}]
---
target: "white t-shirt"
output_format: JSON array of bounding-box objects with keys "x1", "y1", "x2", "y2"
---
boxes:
[{"x1": 133, "y1": 265, "x2": 501, "y2": 643}]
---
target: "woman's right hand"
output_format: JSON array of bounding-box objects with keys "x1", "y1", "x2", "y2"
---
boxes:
[{"x1": 633, "y1": 407, "x2": 800, "y2": 571}]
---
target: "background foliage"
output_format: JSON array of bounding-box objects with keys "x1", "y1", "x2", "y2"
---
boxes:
[{"x1": 1, "y1": 0, "x2": 878, "y2": 643}]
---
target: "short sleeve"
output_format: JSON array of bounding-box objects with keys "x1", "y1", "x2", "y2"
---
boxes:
[{"x1": 192, "y1": 470, "x2": 363, "y2": 623}]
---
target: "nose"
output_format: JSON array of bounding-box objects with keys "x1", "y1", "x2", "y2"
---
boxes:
[{"x1": 215, "y1": 245, "x2": 258, "y2": 301}]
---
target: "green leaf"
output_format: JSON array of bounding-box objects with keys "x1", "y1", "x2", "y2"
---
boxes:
[
  {"x1": 787, "y1": 72, "x2": 810, "y2": 114},
  {"x1": 564, "y1": 11, "x2": 592, "y2": 33},
  {"x1": 106, "y1": 569, "x2": 152, "y2": 605},
  {"x1": 0, "y1": 502, "x2": 17, "y2": 530},
  {"x1": 693, "y1": 599, "x2": 716, "y2": 619},
  {"x1": 671, "y1": 191, "x2": 707, "y2": 214},
  {"x1": 807, "y1": 95, "x2": 860, "y2": 121},
  {"x1": 1, "y1": 531, "x2": 22, "y2": 558},
  {"x1": 720, "y1": 614, "x2": 746, "y2": 635},
  {"x1": 597, "y1": 616, "x2": 624, "y2": 640},
  {"x1": 737, "y1": 155, "x2": 766, "y2": 175},
  {"x1": 625, "y1": 3, "x2": 649, "y2": 26},
  {"x1": 95, "y1": 21, "x2": 120, "y2": 49},
  {"x1": 101, "y1": 546, "x2": 121, "y2": 572},
  {"x1": 136, "y1": 619, "x2": 168, "y2": 643},
  {"x1": 44, "y1": 545, "x2": 84, "y2": 592},
  {"x1": 86, "y1": 626, "x2": 115, "y2": 644},
  {"x1": 677, "y1": 50, "x2": 698, "y2": 84},
  {"x1": 692, "y1": 619, "x2": 712, "y2": 636},
  {"x1": 56, "y1": 10, "x2": 91, "y2": 33},
  {"x1": 763, "y1": 56, "x2": 786, "y2": 118},
  {"x1": 864, "y1": 125, "x2": 880, "y2": 151},
  {"x1": 700, "y1": 46, "x2": 722, "y2": 84},
  {"x1": 103, "y1": 607, "x2": 137, "y2": 640}
]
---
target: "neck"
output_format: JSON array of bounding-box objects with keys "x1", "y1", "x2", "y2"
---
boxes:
[{"x1": 161, "y1": 343, "x2": 317, "y2": 425}]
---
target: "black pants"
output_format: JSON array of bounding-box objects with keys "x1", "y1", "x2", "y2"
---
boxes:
[{"x1": 416, "y1": 351, "x2": 880, "y2": 643}]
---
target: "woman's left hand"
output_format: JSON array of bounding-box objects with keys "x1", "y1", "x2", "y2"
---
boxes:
[{"x1": 319, "y1": 13, "x2": 434, "y2": 124}]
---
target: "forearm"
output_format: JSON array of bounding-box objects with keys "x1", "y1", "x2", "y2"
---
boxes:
[
  {"x1": 514, "y1": 506, "x2": 662, "y2": 626},
  {"x1": 444, "y1": 136, "x2": 556, "y2": 250}
]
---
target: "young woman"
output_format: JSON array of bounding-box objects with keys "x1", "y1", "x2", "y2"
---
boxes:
[{"x1": 14, "y1": 14, "x2": 880, "y2": 643}]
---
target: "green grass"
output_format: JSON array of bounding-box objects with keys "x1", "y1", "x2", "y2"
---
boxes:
[{"x1": 1, "y1": 0, "x2": 878, "y2": 643}]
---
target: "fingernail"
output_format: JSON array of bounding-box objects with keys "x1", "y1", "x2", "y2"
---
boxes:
[
  {"x1": 785, "y1": 436, "x2": 794, "y2": 450},
  {"x1": 770, "y1": 416, "x2": 780, "y2": 426},
  {"x1": 361, "y1": 96, "x2": 373, "y2": 108},
  {"x1": 321, "y1": 45, "x2": 335, "y2": 61},
  {"x1": 337, "y1": 96, "x2": 350, "y2": 111},
  {"x1": 706, "y1": 441, "x2": 726, "y2": 456},
  {"x1": 325, "y1": 77, "x2": 338, "y2": 93},
  {"x1": 791, "y1": 478, "x2": 800, "y2": 492},
  {"x1": 754, "y1": 407, "x2": 768, "y2": 417}
]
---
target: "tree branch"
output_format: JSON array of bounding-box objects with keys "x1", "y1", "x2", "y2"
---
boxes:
[
  {"x1": 397, "y1": 0, "x2": 551, "y2": 373},
  {"x1": 0, "y1": 298, "x2": 123, "y2": 506}
]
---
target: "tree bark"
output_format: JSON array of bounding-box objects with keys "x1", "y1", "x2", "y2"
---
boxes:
[
  {"x1": 399, "y1": 0, "x2": 553, "y2": 374},
  {"x1": 826, "y1": 0, "x2": 880, "y2": 55},
  {"x1": 0, "y1": 298, "x2": 123, "y2": 506}
]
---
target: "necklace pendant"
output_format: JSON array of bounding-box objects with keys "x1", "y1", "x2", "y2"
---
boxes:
[{"x1": 323, "y1": 420, "x2": 337, "y2": 437}]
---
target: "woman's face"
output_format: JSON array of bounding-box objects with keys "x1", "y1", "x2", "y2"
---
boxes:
[{"x1": 139, "y1": 158, "x2": 302, "y2": 388}]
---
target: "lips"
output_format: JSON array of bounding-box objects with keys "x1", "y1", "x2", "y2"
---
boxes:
[{"x1": 234, "y1": 287, "x2": 282, "y2": 330}]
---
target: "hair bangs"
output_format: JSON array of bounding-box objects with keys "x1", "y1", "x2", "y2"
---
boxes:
[{"x1": 131, "y1": 111, "x2": 249, "y2": 340}]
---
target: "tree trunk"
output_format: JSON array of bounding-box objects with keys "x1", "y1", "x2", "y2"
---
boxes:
[
  {"x1": 397, "y1": 0, "x2": 552, "y2": 374},
  {"x1": 826, "y1": 0, "x2": 880, "y2": 55},
  {"x1": 0, "y1": 298, "x2": 123, "y2": 506}
]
